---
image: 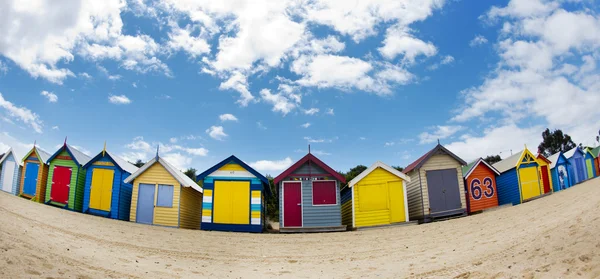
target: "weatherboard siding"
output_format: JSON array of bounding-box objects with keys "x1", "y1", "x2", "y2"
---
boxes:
[
  {"x1": 130, "y1": 163, "x2": 181, "y2": 227},
  {"x1": 406, "y1": 170, "x2": 424, "y2": 219},
  {"x1": 340, "y1": 187, "x2": 353, "y2": 227},
  {"x1": 353, "y1": 168, "x2": 405, "y2": 227},
  {"x1": 496, "y1": 169, "x2": 520, "y2": 206},
  {"x1": 45, "y1": 150, "x2": 83, "y2": 210},
  {"x1": 1, "y1": 153, "x2": 20, "y2": 195},
  {"x1": 419, "y1": 154, "x2": 466, "y2": 217},
  {"x1": 83, "y1": 155, "x2": 133, "y2": 221},
  {"x1": 179, "y1": 186, "x2": 202, "y2": 229},
  {"x1": 465, "y1": 164, "x2": 498, "y2": 213}
]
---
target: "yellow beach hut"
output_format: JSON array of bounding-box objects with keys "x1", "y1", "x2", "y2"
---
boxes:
[
  {"x1": 124, "y1": 154, "x2": 203, "y2": 229},
  {"x1": 341, "y1": 161, "x2": 411, "y2": 229}
]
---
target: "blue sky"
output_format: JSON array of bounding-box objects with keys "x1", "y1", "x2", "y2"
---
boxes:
[{"x1": 0, "y1": 0, "x2": 599, "y2": 175}]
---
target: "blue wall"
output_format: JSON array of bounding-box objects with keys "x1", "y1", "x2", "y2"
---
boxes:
[
  {"x1": 83, "y1": 155, "x2": 133, "y2": 221},
  {"x1": 496, "y1": 168, "x2": 520, "y2": 206},
  {"x1": 568, "y1": 150, "x2": 587, "y2": 185}
]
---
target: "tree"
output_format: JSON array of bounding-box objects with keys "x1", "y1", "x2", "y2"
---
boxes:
[
  {"x1": 183, "y1": 168, "x2": 197, "y2": 180},
  {"x1": 130, "y1": 159, "x2": 145, "y2": 168},
  {"x1": 537, "y1": 128, "x2": 576, "y2": 157},
  {"x1": 264, "y1": 175, "x2": 279, "y2": 223},
  {"x1": 342, "y1": 165, "x2": 368, "y2": 186},
  {"x1": 392, "y1": 166, "x2": 404, "y2": 172},
  {"x1": 483, "y1": 155, "x2": 502, "y2": 165}
]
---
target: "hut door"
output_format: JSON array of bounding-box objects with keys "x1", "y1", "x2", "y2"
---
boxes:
[
  {"x1": 575, "y1": 158, "x2": 585, "y2": 182},
  {"x1": 540, "y1": 166, "x2": 551, "y2": 194},
  {"x1": 426, "y1": 169, "x2": 461, "y2": 213},
  {"x1": 283, "y1": 182, "x2": 302, "y2": 227},
  {"x1": 90, "y1": 168, "x2": 115, "y2": 211},
  {"x1": 51, "y1": 166, "x2": 71, "y2": 204},
  {"x1": 213, "y1": 181, "x2": 250, "y2": 225},
  {"x1": 23, "y1": 162, "x2": 40, "y2": 196},
  {"x1": 136, "y1": 183, "x2": 155, "y2": 224},
  {"x1": 518, "y1": 167, "x2": 541, "y2": 200},
  {"x1": 1, "y1": 161, "x2": 15, "y2": 193},
  {"x1": 586, "y1": 159, "x2": 593, "y2": 178},
  {"x1": 388, "y1": 181, "x2": 405, "y2": 223}
]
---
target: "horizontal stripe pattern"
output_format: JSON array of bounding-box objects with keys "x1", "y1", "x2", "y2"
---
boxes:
[
  {"x1": 250, "y1": 190, "x2": 261, "y2": 225},
  {"x1": 202, "y1": 189, "x2": 213, "y2": 223}
]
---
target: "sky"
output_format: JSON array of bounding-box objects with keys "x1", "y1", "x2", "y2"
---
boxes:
[{"x1": 0, "y1": 0, "x2": 599, "y2": 176}]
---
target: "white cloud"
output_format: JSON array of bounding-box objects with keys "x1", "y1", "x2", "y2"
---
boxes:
[
  {"x1": 169, "y1": 137, "x2": 178, "y2": 143},
  {"x1": 312, "y1": 150, "x2": 331, "y2": 156},
  {"x1": 300, "y1": 122, "x2": 311, "y2": 128},
  {"x1": 441, "y1": 55, "x2": 454, "y2": 65},
  {"x1": 0, "y1": 60, "x2": 7, "y2": 74},
  {"x1": 219, "y1": 113, "x2": 239, "y2": 122},
  {"x1": 384, "y1": 142, "x2": 395, "y2": 147},
  {"x1": 52, "y1": 126, "x2": 59, "y2": 130},
  {"x1": 249, "y1": 157, "x2": 294, "y2": 173},
  {"x1": 40, "y1": 91, "x2": 58, "y2": 103},
  {"x1": 303, "y1": 108, "x2": 319, "y2": 115},
  {"x1": 469, "y1": 35, "x2": 488, "y2": 47},
  {"x1": 257, "y1": 121, "x2": 267, "y2": 130},
  {"x1": 0, "y1": 132, "x2": 34, "y2": 161},
  {"x1": 71, "y1": 145, "x2": 91, "y2": 156},
  {"x1": 419, "y1": 125, "x2": 465, "y2": 144},
  {"x1": 359, "y1": 137, "x2": 366, "y2": 140},
  {"x1": 108, "y1": 94, "x2": 131, "y2": 105},
  {"x1": 0, "y1": 92, "x2": 43, "y2": 133},
  {"x1": 206, "y1": 126, "x2": 227, "y2": 140},
  {"x1": 219, "y1": 71, "x2": 255, "y2": 107},
  {"x1": 121, "y1": 136, "x2": 208, "y2": 170},
  {"x1": 162, "y1": 152, "x2": 193, "y2": 171},
  {"x1": 326, "y1": 108, "x2": 334, "y2": 115},
  {"x1": 303, "y1": 136, "x2": 337, "y2": 143},
  {"x1": 132, "y1": 82, "x2": 137, "y2": 88},
  {"x1": 379, "y1": 26, "x2": 437, "y2": 62},
  {"x1": 260, "y1": 88, "x2": 300, "y2": 116},
  {"x1": 79, "y1": 72, "x2": 92, "y2": 79},
  {"x1": 166, "y1": 22, "x2": 210, "y2": 58}
]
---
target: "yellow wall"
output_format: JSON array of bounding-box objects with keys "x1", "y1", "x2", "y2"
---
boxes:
[
  {"x1": 353, "y1": 168, "x2": 406, "y2": 228},
  {"x1": 129, "y1": 163, "x2": 181, "y2": 227},
  {"x1": 179, "y1": 186, "x2": 202, "y2": 229},
  {"x1": 536, "y1": 158, "x2": 553, "y2": 192}
]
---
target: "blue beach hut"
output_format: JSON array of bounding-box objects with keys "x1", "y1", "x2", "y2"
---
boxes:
[
  {"x1": 547, "y1": 152, "x2": 572, "y2": 192},
  {"x1": 564, "y1": 147, "x2": 587, "y2": 185}
]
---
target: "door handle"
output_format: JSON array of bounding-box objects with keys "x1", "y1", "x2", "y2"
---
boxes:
[{"x1": 297, "y1": 203, "x2": 301, "y2": 206}]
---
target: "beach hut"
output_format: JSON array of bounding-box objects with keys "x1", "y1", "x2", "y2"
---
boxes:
[
  {"x1": 536, "y1": 154, "x2": 553, "y2": 194},
  {"x1": 341, "y1": 161, "x2": 410, "y2": 229},
  {"x1": 19, "y1": 145, "x2": 51, "y2": 202},
  {"x1": 591, "y1": 147, "x2": 600, "y2": 178},
  {"x1": 0, "y1": 148, "x2": 22, "y2": 196},
  {"x1": 45, "y1": 144, "x2": 91, "y2": 211},
  {"x1": 493, "y1": 149, "x2": 543, "y2": 206},
  {"x1": 461, "y1": 158, "x2": 500, "y2": 214},
  {"x1": 584, "y1": 148, "x2": 596, "y2": 179},
  {"x1": 547, "y1": 152, "x2": 571, "y2": 192},
  {"x1": 273, "y1": 153, "x2": 347, "y2": 232},
  {"x1": 82, "y1": 146, "x2": 139, "y2": 221},
  {"x1": 197, "y1": 155, "x2": 270, "y2": 233},
  {"x1": 402, "y1": 144, "x2": 468, "y2": 222},
  {"x1": 125, "y1": 154, "x2": 203, "y2": 229},
  {"x1": 564, "y1": 147, "x2": 587, "y2": 185}
]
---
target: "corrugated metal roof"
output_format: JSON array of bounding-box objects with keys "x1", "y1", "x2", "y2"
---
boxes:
[
  {"x1": 547, "y1": 152, "x2": 561, "y2": 169},
  {"x1": 124, "y1": 156, "x2": 202, "y2": 193},
  {"x1": 403, "y1": 144, "x2": 467, "y2": 174},
  {"x1": 274, "y1": 153, "x2": 346, "y2": 185},
  {"x1": 563, "y1": 147, "x2": 579, "y2": 159},
  {"x1": 67, "y1": 144, "x2": 91, "y2": 166},
  {"x1": 463, "y1": 158, "x2": 501, "y2": 178},
  {"x1": 591, "y1": 146, "x2": 600, "y2": 158},
  {"x1": 461, "y1": 160, "x2": 477, "y2": 177},
  {"x1": 0, "y1": 148, "x2": 13, "y2": 166},
  {"x1": 492, "y1": 150, "x2": 523, "y2": 173},
  {"x1": 106, "y1": 151, "x2": 139, "y2": 174},
  {"x1": 35, "y1": 147, "x2": 51, "y2": 164}
]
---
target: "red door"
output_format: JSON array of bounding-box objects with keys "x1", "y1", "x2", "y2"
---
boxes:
[
  {"x1": 51, "y1": 166, "x2": 72, "y2": 204},
  {"x1": 541, "y1": 166, "x2": 551, "y2": 193},
  {"x1": 283, "y1": 182, "x2": 302, "y2": 227}
]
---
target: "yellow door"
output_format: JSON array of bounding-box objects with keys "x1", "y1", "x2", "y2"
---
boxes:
[
  {"x1": 213, "y1": 181, "x2": 250, "y2": 224},
  {"x1": 519, "y1": 167, "x2": 541, "y2": 200},
  {"x1": 89, "y1": 168, "x2": 114, "y2": 211},
  {"x1": 388, "y1": 181, "x2": 406, "y2": 223}
]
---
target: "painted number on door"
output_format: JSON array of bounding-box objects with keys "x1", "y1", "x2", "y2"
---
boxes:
[{"x1": 470, "y1": 177, "x2": 494, "y2": 200}]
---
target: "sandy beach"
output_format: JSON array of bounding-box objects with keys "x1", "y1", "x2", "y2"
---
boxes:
[{"x1": 1, "y1": 178, "x2": 599, "y2": 278}]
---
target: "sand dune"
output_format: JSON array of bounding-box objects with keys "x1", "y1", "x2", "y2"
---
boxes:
[{"x1": 1, "y1": 178, "x2": 600, "y2": 278}]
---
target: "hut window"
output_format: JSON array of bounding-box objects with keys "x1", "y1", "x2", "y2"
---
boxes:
[
  {"x1": 312, "y1": 181, "x2": 337, "y2": 205},
  {"x1": 157, "y1": 184, "x2": 174, "y2": 207}
]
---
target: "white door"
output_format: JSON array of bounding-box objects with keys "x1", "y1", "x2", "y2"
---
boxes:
[{"x1": 2, "y1": 161, "x2": 15, "y2": 193}]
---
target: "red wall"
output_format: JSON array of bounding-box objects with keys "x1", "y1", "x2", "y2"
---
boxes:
[{"x1": 465, "y1": 164, "x2": 499, "y2": 213}]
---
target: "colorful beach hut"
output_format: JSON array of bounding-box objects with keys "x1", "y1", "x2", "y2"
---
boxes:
[
  {"x1": 564, "y1": 147, "x2": 587, "y2": 185},
  {"x1": 82, "y1": 147, "x2": 139, "y2": 221},
  {"x1": 197, "y1": 155, "x2": 270, "y2": 233},
  {"x1": 341, "y1": 161, "x2": 409, "y2": 229},
  {"x1": 591, "y1": 147, "x2": 600, "y2": 178},
  {"x1": 0, "y1": 148, "x2": 22, "y2": 196},
  {"x1": 493, "y1": 149, "x2": 543, "y2": 206},
  {"x1": 536, "y1": 154, "x2": 553, "y2": 194},
  {"x1": 403, "y1": 144, "x2": 468, "y2": 222},
  {"x1": 584, "y1": 148, "x2": 596, "y2": 179},
  {"x1": 125, "y1": 154, "x2": 203, "y2": 229},
  {"x1": 547, "y1": 152, "x2": 571, "y2": 192},
  {"x1": 45, "y1": 144, "x2": 91, "y2": 211},
  {"x1": 461, "y1": 158, "x2": 500, "y2": 214},
  {"x1": 19, "y1": 145, "x2": 51, "y2": 202}
]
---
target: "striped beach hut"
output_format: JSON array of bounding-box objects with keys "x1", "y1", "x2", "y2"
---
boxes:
[
  {"x1": 403, "y1": 144, "x2": 468, "y2": 222},
  {"x1": 584, "y1": 148, "x2": 596, "y2": 179},
  {"x1": 461, "y1": 158, "x2": 500, "y2": 213},
  {"x1": 493, "y1": 149, "x2": 543, "y2": 206},
  {"x1": 45, "y1": 144, "x2": 91, "y2": 211},
  {"x1": 564, "y1": 147, "x2": 587, "y2": 185},
  {"x1": 536, "y1": 154, "x2": 553, "y2": 194},
  {"x1": 125, "y1": 154, "x2": 203, "y2": 229},
  {"x1": 0, "y1": 148, "x2": 22, "y2": 196},
  {"x1": 82, "y1": 146, "x2": 138, "y2": 220},
  {"x1": 341, "y1": 161, "x2": 410, "y2": 230},
  {"x1": 197, "y1": 155, "x2": 270, "y2": 233},
  {"x1": 19, "y1": 145, "x2": 51, "y2": 202},
  {"x1": 547, "y1": 152, "x2": 571, "y2": 192},
  {"x1": 591, "y1": 147, "x2": 600, "y2": 178}
]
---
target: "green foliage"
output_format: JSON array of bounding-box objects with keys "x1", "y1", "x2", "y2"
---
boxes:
[
  {"x1": 265, "y1": 175, "x2": 279, "y2": 222},
  {"x1": 392, "y1": 166, "x2": 404, "y2": 172},
  {"x1": 131, "y1": 159, "x2": 145, "y2": 168},
  {"x1": 483, "y1": 155, "x2": 502, "y2": 165},
  {"x1": 183, "y1": 167, "x2": 197, "y2": 180},
  {"x1": 341, "y1": 165, "x2": 367, "y2": 186},
  {"x1": 538, "y1": 128, "x2": 576, "y2": 157}
]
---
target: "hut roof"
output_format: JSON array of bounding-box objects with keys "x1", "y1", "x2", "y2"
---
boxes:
[
  {"x1": 124, "y1": 156, "x2": 202, "y2": 193},
  {"x1": 47, "y1": 144, "x2": 92, "y2": 166},
  {"x1": 403, "y1": 144, "x2": 467, "y2": 174},
  {"x1": 462, "y1": 158, "x2": 500, "y2": 179},
  {"x1": 83, "y1": 150, "x2": 139, "y2": 174},
  {"x1": 274, "y1": 153, "x2": 346, "y2": 185},
  {"x1": 348, "y1": 161, "x2": 410, "y2": 188}
]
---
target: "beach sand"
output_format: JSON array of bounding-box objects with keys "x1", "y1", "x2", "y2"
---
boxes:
[{"x1": 1, "y1": 178, "x2": 599, "y2": 278}]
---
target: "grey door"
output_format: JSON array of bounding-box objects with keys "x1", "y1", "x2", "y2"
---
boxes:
[
  {"x1": 426, "y1": 169, "x2": 461, "y2": 213},
  {"x1": 136, "y1": 183, "x2": 155, "y2": 224}
]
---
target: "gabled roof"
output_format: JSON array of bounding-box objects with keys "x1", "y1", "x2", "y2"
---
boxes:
[
  {"x1": 564, "y1": 147, "x2": 584, "y2": 159},
  {"x1": 547, "y1": 152, "x2": 569, "y2": 169},
  {"x1": 536, "y1": 154, "x2": 552, "y2": 164},
  {"x1": 83, "y1": 150, "x2": 139, "y2": 174},
  {"x1": 47, "y1": 144, "x2": 91, "y2": 166},
  {"x1": 124, "y1": 156, "x2": 202, "y2": 193},
  {"x1": 0, "y1": 148, "x2": 20, "y2": 166},
  {"x1": 197, "y1": 155, "x2": 270, "y2": 185},
  {"x1": 462, "y1": 158, "x2": 501, "y2": 179},
  {"x1": 590, "y1": 146, "x2": 600, "y2": 158},
  {"x1": 22, "y1": 146, "x2": 51, "y2": 164},
  {"x1": 403, "y1": 144, "x2": 467, "y2": 174},
  {"x1": 492, "y1": 149, "x2": 537, "y2": 173},
  {"x1": 273, "y1": 153, "x2": 346, "y2": 185},
  {"x1": 348, "y1": 161, "x2": 410, "y2": 188}
]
